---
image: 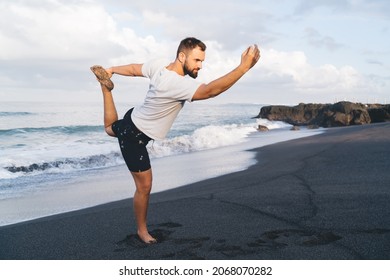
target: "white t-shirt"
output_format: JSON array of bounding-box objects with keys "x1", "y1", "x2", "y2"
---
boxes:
[{"x1": 131, "y1": 58, "x2": 201, "y2": 140}]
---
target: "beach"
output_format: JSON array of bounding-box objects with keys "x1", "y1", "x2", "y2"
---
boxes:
[
  {"x1": 0, "y1": 122, "x2": 389, "y2": 260},
  {"x1": 0, "y1": 102, "x2": 313, "y2": 226}
]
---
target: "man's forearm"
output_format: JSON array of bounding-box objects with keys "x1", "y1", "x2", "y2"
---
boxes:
[
  {"x1": 206, "y1": 65, "x2": 246, "y2": 97},
  {"x1": 108, "y1": 64, "x2": 143, "y2": 77},
  {"x1": 193, "y1": 65, "x2": 247, "y2": 100},
  {"x1": 192, "y1": 44, "x2": 260, "y2": 101}
]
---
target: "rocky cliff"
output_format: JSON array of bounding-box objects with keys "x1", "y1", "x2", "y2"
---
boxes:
[{"x1": 257, "y1": 101, "x2": 390, "y2": 127}]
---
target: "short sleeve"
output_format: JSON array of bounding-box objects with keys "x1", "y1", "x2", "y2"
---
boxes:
[{"x1": 141, "y1": 58, "x2": 169, "y2": 78}]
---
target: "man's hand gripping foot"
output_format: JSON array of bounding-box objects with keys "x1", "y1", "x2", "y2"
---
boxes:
[{"x1": 90, "y1": 65, "x2": 114, "y2": 91}]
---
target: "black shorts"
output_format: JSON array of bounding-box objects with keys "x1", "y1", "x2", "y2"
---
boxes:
[{"x1": 111, "y1": 108, "x2": 152, "y2": 172}]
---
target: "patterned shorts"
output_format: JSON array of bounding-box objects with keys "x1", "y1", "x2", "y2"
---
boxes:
[{"x1": 111, "y1": 108, "x2": 152, "y2": 172}]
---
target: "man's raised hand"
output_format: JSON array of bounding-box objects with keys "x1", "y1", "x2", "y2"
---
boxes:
[{"x1": 240, "y1": 44, "x2": 261, "y2": 72}]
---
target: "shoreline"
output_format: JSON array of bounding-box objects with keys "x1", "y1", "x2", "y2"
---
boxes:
[
  {"x1": 0, "y1": 127, "x2": 321, "y2": 227},
  {"x1": 1, "y1": 123, "x2": 389, "y2": 259}
]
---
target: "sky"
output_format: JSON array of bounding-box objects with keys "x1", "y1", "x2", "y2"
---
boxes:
[{"x1": 0, "y1": 0, "x2": 389, "y2": 105}]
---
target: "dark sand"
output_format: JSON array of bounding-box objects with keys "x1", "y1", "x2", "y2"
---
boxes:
[{"x1": 1, "y1": 123, "x2": 389, "y2": 260}]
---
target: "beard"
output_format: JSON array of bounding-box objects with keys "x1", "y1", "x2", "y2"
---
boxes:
[{"x1": 183, "y1": 62, "x2": 198, "y2": 79}]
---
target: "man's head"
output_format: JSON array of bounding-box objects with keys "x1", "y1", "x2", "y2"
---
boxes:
[{"x1": 176, "y1": 37, "x2": 206, "y2": 78}]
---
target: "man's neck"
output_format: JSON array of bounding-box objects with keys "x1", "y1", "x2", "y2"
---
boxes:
[{"x1": 166, "y1": 60, "x2": 185, "y2": 76}]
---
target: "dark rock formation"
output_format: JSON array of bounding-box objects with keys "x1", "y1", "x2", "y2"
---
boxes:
[
  {"x1": 367, "y1": 104, "x2": 390, "y2": 123},
  {"x1": 257, "y1": 125, "x2": 269, "y2": 132},
  {"x1": 256, "y1": 101, "x2": 390, "y2": 127}
]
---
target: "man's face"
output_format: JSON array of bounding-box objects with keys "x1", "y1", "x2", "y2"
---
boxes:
[{"x1": 183, "y1": 47, "x2": 205, "y2": 79}]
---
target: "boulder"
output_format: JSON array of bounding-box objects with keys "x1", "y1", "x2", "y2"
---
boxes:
[
  {"x1": 290, "y1": 126, "x2": 300, "y2": 131},
  {"x1": 257, "y1": 125, "x2": 269, "y2": 132}
]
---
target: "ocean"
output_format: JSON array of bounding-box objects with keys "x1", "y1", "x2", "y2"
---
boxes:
[{"x1": 0, "y1": 101, "x2": 323, "y2": 225}]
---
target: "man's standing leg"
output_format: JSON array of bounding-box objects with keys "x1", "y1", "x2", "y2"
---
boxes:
[
  {"x1": 99, "y1": 84, "x2": 156, "y2": 244},
  {"x1": 131, "y1": 169, "x2": 156, "y2": 243}
]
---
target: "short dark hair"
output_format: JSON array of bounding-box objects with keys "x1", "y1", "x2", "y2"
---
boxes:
[{"x1": 176, "y1": 37, "x2": 206, "y2": 58}]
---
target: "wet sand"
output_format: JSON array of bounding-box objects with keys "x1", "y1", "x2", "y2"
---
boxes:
[{"x1": 1, "y1": 123, "x2": 389, "y2": 259}]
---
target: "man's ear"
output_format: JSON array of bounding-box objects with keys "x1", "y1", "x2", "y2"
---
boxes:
[{"x1": 178, "y1": 52, "x2": 186, "y2": 64}]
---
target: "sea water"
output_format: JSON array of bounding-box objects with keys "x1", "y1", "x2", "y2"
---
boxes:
[{"x1": 0, "y1": 102, "x2": 323, "y2": 225}]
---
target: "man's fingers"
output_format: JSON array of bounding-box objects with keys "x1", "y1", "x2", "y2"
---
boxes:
[
  {"x1": 255, "y1": 46, "x2": 260, "y2": 60},
  {"x1": 243, "y1": 46, "x2": 251, "y2": 55},
  {"x1": 241, "y1": 44, "x2": 261, "y2": 69},
  {"x1": 246, "y1": 44, "x2": 259, "y2": 55},
  {"x1": 105, "y1": 68, "x2": 113, "y2": 78},
  {"x1": 247, "y1": 44, "x2": 260, "y2": 61}
]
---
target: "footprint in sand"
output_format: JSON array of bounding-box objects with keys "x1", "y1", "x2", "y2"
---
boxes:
[{"x1": 248, "y1": 229, "x2": 342, "y2": 248}]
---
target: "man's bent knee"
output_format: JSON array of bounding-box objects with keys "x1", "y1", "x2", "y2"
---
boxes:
[{"x1": 105, "y1": 125, "x2": 116, "y2": 137}]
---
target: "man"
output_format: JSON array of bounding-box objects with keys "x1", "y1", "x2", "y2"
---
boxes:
[{"x1": 91, "y1": 37, "x2": 260, "y2": 243}]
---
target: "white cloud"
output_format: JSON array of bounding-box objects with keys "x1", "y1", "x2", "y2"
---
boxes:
[
  {"x1": 258, "y1": 48, "x2": 371, "y2": 99},
  {"x1": 0, "y1": 1, "x2": 120, "y2": 60},
  {"x1": 142, "y1": 10, "x2": 176, "y2": 27}
]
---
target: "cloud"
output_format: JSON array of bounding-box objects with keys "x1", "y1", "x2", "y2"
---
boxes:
[
  {"x1": 258, "y1": 49, "x2": 370, "y2": 97},
  {"x1": 0, "y1": 1, "x2": 120, "y2": 61},
  {"x1": 106, "y1": 0, "x2": 271, "y2": 50},
  {"x1": 366, "y1": 59, "x2": 384, "y2": 66},
  {"x1": 294, "y1": 0, "x2": 390, "y2": 20},
  {"x1": 0, "y1": 0, "x2": 169, "y2": 98},
  {"x1": 0, "y1": 0, "x2": 388, "y2": 104},
  {"x1": 294, "y1": 0, "x2": 350, "y2": 14},
  {"x1": 304, "y1": 28, "x2": 343, "y2": 51}
]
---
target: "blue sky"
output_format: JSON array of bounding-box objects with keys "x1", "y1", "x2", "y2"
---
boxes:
[{"x1": 0, "y1": 0, "x2": 389, "y2": 105}]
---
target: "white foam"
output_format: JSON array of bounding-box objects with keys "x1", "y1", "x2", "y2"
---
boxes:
[
  {"x1": 256, "y1": 118, "x2": 293, "y2": 129},
  {"x1": 148, "y1": 123, "x2": 255, "y2": 158}
]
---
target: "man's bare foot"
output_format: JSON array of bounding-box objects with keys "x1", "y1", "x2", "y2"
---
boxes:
[
  {"x1": 138, "y1": 230, "x2": 157, "y2": 244},
  {"x1": 90, "y1": 65, "x2": 114, "y2": 91}
]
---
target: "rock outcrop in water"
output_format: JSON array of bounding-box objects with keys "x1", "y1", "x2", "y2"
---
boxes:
[{"x1": 256, "y1": 101, "x2": 390, "y2": 127}]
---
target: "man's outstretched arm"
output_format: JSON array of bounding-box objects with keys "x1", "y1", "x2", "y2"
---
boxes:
[
  {"x1": 192, "y1": 45, "x2": 260, "y2": 101},
  {"x1": 106, "y1": 64, "x2": 144, "y2": 77}
]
